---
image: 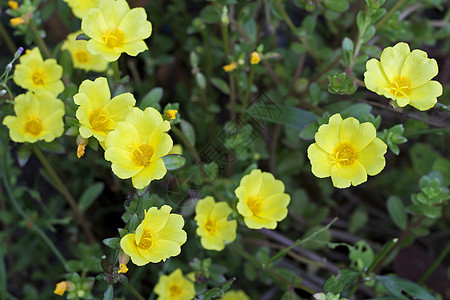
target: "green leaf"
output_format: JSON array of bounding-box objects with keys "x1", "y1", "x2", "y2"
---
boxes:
[
  {"x1": 210, "y1": 77, "x2": 230, "y2": 95},
  {"x1": 342, "y1": 37, "x2": 354, "y2": 67},
  {"x1": 246, "y1": 104, "x2": 318, "y2": 129},
  {"x1": 17, "y1": 145, "x2": 31, "y2": 167},
  {"x1": 387, "y1": 196, "x2": 408, "y2": 230},
  {"x1": 103, "y1": 238, "x2": 120, "y2": 250},
  {"x1": 79, "y1": 182, "x2": 104, "y2": 213},
  {"x1": 361, "y1": 25, "x2": 376, "y2": 42},
  {"x1": 200, "y1": 278, "x2": 235, "y2": 300},
  {"x1": 127, "y1": 214, "x2": 140, "y2": 232},
  {"x1": 349, "y1": 241, "x2": 374, "y2": 270},
  {"x1": 162, "y1": 155, "x2": 186, "y2": 171},
  {"x1": 180, "y1": 119, "x2": 196, "y2": 146},
  {"x1": 140, "y1": 87, "x2": 163, "y2": 109},
  {"x1": 324, "y1": 269, "x2": 359, "y2": 294},
  {"x1": 348, "y1": 206, "x2": 368, "y2": 233},
  {"x1": 103, "y1": 285, "x2": 113, "y2": 300},
  {"x1": 37, "y1": 140, "x2": 65, "y2": 154},
  {"x1": 196, "y1": 72, "x2": 207, "y2": 90},
  {"x1": 324, "y1": 0, "x2": 349, "y2": 12},
  {"x1": 200, "y1": 4, "x2": 221, "y2": 24},
  {"x1": 376, "y1": 275, "x2": 437, "y2": 300}
]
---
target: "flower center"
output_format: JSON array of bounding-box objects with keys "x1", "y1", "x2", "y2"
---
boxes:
[
  {"x1": 333, "y1": 143, "x2": 357, "y2": 166},
  {"x1": 101, "y1": 27, "x2": 125, "y2": 48},
  {"x1": 168, "y1": 284, "x2": 182, "y2": 298},
  {"x1": 389, "y1": 76, "x2": 411, "y2": 98},
  {"x1": 32, "y1": 71, "x2": 45, "y2": 86},
  {"x1": 204, "y1": 219, "x2": 216, "y2": 233},
  {"x1": 247, "y1": 196, "x2": 261, "y2": 216},
  {"x1": 25, "y1": 116, "x2": 43, "y2": 136},
  {"x1": 89, "y1": 109, "x2": 109, "y2": 132},
  {"x1": 138, "y1": 231, "x2": 157, "y2": 249},
  {"x1": 131, "y1": 144, "x2": 153, "y2": 167},
  {"x1": 75, "y1": 50, "x2": 89, "y2": 63}
]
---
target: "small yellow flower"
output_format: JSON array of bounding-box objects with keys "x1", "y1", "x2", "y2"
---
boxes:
[
  {"x1": 235, "y1": 169, "x2": 290, "y2": 229},
  {"x1": 62, "y1": 0, "x2": 100, "y2": 19},
  {"x1": 250, "y1": 52, "x2": 261, "y2": 65},
  {"x1": 120, "y1": 205, "x2": 187, "y2": 266},
  {"x1": 81, "y1": 0, "x2": 152, "y2": 62},
  {"x1": 168, "y1": 144, "x2": 183, "y2": 156},
  {"x1": 8, "y1": 1, "x2": 19, "y2": 10},
  {"x1": 154, "y1": 269, "x2": 196, "y2": 300},
  {"x1": 364, "y1": 42, "x2": 443, "y2": 111},
  {"x1": 104, "y1": 107, "x2": 173, "y2": 189},
  {"x1": 307, "y1": 114, "x2": 387, "y2": 188},
  {"x1": 223, "y1": 62, "x2": 237, "y2": 72},
  {"x1": 164, "y1": 109, "x2": 178, "y2": 120},
  {"x1": 3, "y1": 91, "x2": 65, "y2": 143},
  {"x1": 118, "y1": 263, "x2": 128, "y2": 274},
  {"x1": 54, "y1": 281, "x2": 68, "y2": 296},
  {"x1": 220, "y1": 290, "x2": 250, "y2": 300},
  {"x1": 13, "y1": 48, "x2": 64, "y2": 96},
  {"x1": 10, "y1": 17, "x2": 25, "y2": 26},
  {"x1": 195, "y1": 196, "x2": 237, "y2": 251},
  {"x1": 73, "y1": 77, "x2": 135, "y2": 144},
  {"x1": 62, "y1": 31, "x2": 109, "y2": 72},
  {"x1": 77, "y1": 143, "x2": 86, "y2": 158}
]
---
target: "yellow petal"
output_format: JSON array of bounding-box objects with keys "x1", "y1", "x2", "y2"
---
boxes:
[
  {"x1": 150, "y1": 132, "x2": 173, "y2": 162},
  {"x1": 131, "y1": 158, "x2": 167, "y2": 189},
  {"x1": 105, "y1": 148, "x2": 142, "y2": 178},
  {"x1": 118, "y1": 8, "x2": 152, "y2": 42},
  {"x1": 408, "y1": 81, "x2": 442, "y2": 111},
  {"x1": 357, "y1": 138, "x2": 387, "y2": 176},
  {"x1": 104, "y1": 93, "x2": 136, "y2": 119},
  {"x1": 258, "y1": 193, "x2": 290, "y2": 221},
  {"x1": 81, "y1": 9, "x2": 107, "y2": 41},
  {"x1": 41, "y1": 59, "x2": 63, "y2": 81},
  {"x1": 157, "y1": 215, "x2": 187, "y2": 245},
  {"x1": 195, "y1": 196, "x2": 215, "y2": 219},
  {"x1": 201, "y1": 234, "x2": 225, "y2": 251},
  {"x1": 210, "y1": 202, "x2": 232, "y2": 220},
  {"x1": 86, "y1": 39, "x2": 121, "y2": 62},
  {"x1": 380, "y1": 42, "x2": 410, "y2": 82},
  {"x1": 401, "y1": 49, "x2": 438, "y2": 89},
  {"x1": 364, "y1": 58, "x2": 391, "y2": 96},
  {"x1": 142, "y1": 205, "x2": 171, "y2": 233},
  {"x1": 239, "y1": 169, "x2": 262, "y2": 196},
  {"x1": 139, "y1": 239, "x2": 181, "y2": 263},
  {"x1": 244, "y1": 215, "x2": 277, "y2": 229},
  {"x1": 258, "y1": 172, "x2": 285, "y2": 198},
  {"x1": 314, "y1": 113, "x2": 342, "y2": 153},
  {"x1": 120, "y1": 234, "x2": 149, "y2": 266},
  {"x1": 77, "y1": 77, "x2": 111, "y2": 108},
  {"x1": 99, "y1": 0, "x2": 129, "y2": 28},
  {"x1": 215, "y1": 219, "x2": 237, "y2": 242},
  {"x1": 307, "y1": 143, "x2": 333, "y2": 178},
  {"x1": 330, "y1": 160, "x2": 367, "y2": 188},
  {"x1": 339, "y1": 118, "x2": 376, "y2": 152},
  {"x1": 117, "y1": 41, "x2": 148, "y2": 57}
]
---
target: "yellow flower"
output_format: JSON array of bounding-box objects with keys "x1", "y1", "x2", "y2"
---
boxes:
[
  {"x1": 164, "y1": 109, "x2": 178, "y2": 120},
  {"x1": 54, "y1": 281, "x2": 67, "y2": 296},
  {"x1": 62, "y1": 0, "x2": 100, "y2": 19},
  {"x1": 3, "y1": 91, "x2": 65, "y2": 143},
  {"x1": 364, "y1": 42, "x2": 443, "y2": 111},
  {"x1": 13, "y1": 48, "x2": 64, "y2": 96},
  {"x1": 220, "y1": 290, "x2": 250, "y2": 300},
  {"x1": 223, "y1": 62, "x2": 237, "y2": 72},
  {"x1": 81, "y1": 0, "x2": 152, "y2": 62},
  {"x1": 235, "y1": 169, "x2": 290, "y2": 229},
  {"x1": 117, "y1": 263, "x2": 128, "y2": 274},
  {"x1": 104, "y1": 107, "x2": 173, "y2": 189},
  {"x1": 168, "y1": 144, "x2": 183, "y2": 155},
  {"x1": 195, "y1": 196, "x2": 237, "y2": 251},
  {"x1": 307, "y1": 114, "x2": 387, "y2": 188},
  {"x1": 120, "y1": 205, "x2": 187, "y2": 266},
  {"x1": 73, "y1": 77, "x2": 135, "y2": 144},
  {"x1": 250, "y1": 52, "x2": 261, "y2": 65},
  {"x1": 8, "y1": 1, "x2": 19, "y2": 10},
  {"x1": 10, "y1": 17, "x2": 25, "y2": 26},
  {"x1": 62, "y1": 31, "x2": 109, "y2": 72},
  {"x1": 154, "y1": 268, "x2": 196, "y2": 300}
]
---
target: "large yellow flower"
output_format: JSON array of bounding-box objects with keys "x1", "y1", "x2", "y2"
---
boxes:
[
  {"x1": 307, "y1": 114, "x2": 387, "y2": 188},
  {"x1": 73, "y1": 77, "x2": 135, "y2": 144},
  {"x1": 154, "y1": 268, "x2": 196, "y2": 300},
  {"x1": 81, "y1": 0, "x2": 152, "y2": 62},
  {"x1": 62, "y1": 31, "x2": 109, "y2": 72},
  {"x1": 104, "y1": 107, "x2": 173, "y2": 189},
  {"x1": 364, "y1": 42, "x2": 442, "y2": 111},
  {"x1": 235, "y1": 169, "x2": 290, "y2": 229},
  {"x1": 120, "y1": 205, "x2": 187, "y2": 266},
  {"x1": 63, "y1": 0, "x2": 100, "y2": 19},
  {"x1": 195, "y1": 196, "x2": 237, "y2": 251},
  {"x1": 13, "y1": 48, "x2": 64, "y2": 96},
  {"x1": 2, "y1": 91, "x2": 65, "y2": 143}
]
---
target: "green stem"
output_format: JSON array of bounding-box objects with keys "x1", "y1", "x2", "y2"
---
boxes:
[
  {"x1": 1, "y1": 158, "x2": 68, "y2": 271},
  {"x1": 112, "y1": 60, "x2": 120, "y2": 82},
  {"x1": 242, "y1": 64, "x2": 255, "y2": 113},
  {"x1": 222, "y1": 23, "x2": 237, "y2": 120},
  {"x1": 367, "y1": 238, "x2": 398, "y2": 274},
  {"x1": 0, "y1": 22, "x2": 16, "y2": 54},
  {"x1": 120, "y1": 281, "x2": 145, "y2": 300},
  {"x1": 375, "y1": 0, "x2": 407, "y2": 30},
  {"x1": 418, "y1": 242, "x2": 450, "y2": 284},
  {"x1": 32, "y1": 146, "x2": 96, "y2": 243},
  {"x1": 29, "y1": 20, "x2": 51, "y2": 58}
]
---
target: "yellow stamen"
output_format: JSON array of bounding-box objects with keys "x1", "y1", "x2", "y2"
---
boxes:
[
  {"x1": 250, "y1": 51, "x2": 261, "y2": 65},
  {"x1": 389, "y1": 76, "x2": 411, "y2": 98},
  {"x1": 24, "y1": 116, "x2": 43, "y2": 136},
  {"x1": 89, "y1": 109, "x2": 109, "y2": 132},
  {"x1": 223, "y1": 62, "x2": 237, "y2": 72},
  {"x1": 31, "y1": 70, "x2": 45, "y2": 86},
  {"x1": 138, "y1": 231, "x2": 158, "y2": 249},
  {"x1": 130, "y1": 144, "x2": 153, "y2": 167},
  {"x1": 332, "y1": 144, "x2": 357, "y2": 166},
  {"x1": 74, "y1": 51, "x2": 89, "y2": 63},
  {"x1": 168, "y1": 284, "x2": 183, "y2": 298},
  {"x1": 101, "y1": 28, "x2": 125, "y2": 48},
  {"x1": 204, "y1": 219, "x2": 216, "y2": 233},
  {"x1": 246, "y1": 196, "x2": 262, "y2": 216},
  {"x1": 54, "y1": 281, "x2": 67, "y2": 296}
]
